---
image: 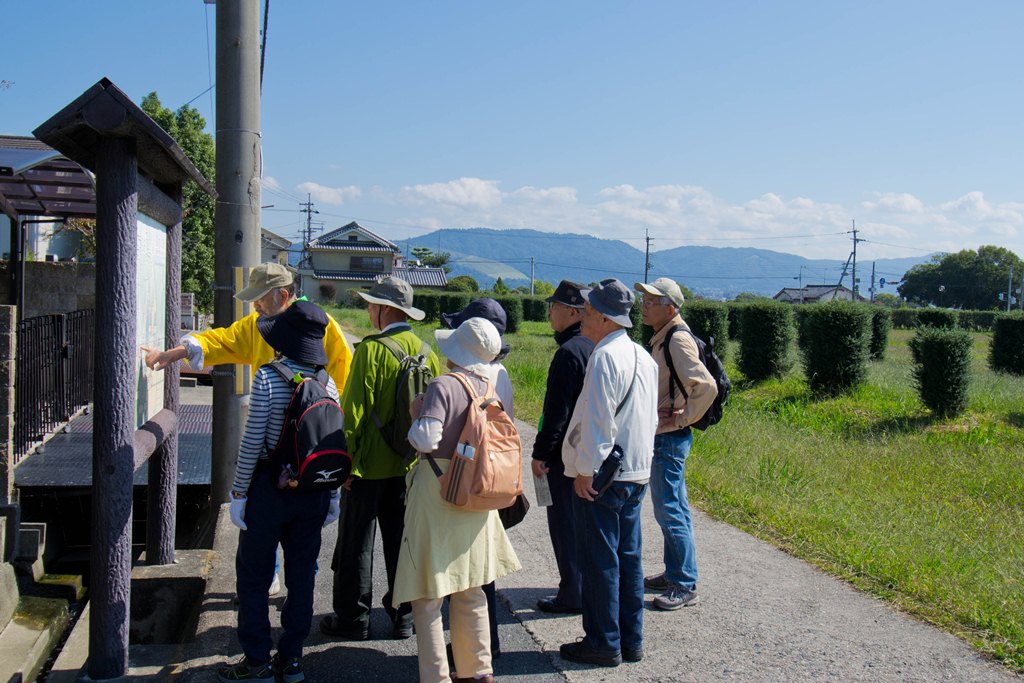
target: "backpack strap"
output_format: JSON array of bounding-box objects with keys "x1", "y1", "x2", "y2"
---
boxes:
[
  {"x1": 267, "y1": 361, "x2": 302, "y2": 386},
  {"x1": 450, "y1": 370, "x2": 505, "y2": 411},
  {"x1": 660, "y1": 325, "x2": 690, "y2": 403},
  {"x1": 370, "y1": 334, "x2": 426, "y2": 430}
]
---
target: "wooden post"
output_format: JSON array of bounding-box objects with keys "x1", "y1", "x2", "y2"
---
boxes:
[
  {"x1": 89, "y1": 136, "x2": 137, "y2": 680},
  {"x1": 147, "y1": 183, "x2": 182, "y2": 566}
]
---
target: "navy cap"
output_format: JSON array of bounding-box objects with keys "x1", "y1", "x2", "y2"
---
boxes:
[
  {"x1": 546, "y1": 280, "x2": 590, "y2": 309},
  {"x1": 256, "y1": 300, "x2": 329, "y2": 365},
  {"x1": 441, "y1": 298, "x2": 511, "y2": 360},
  {"x1": 587, "y1": 278, "x2": 634, "y2": 328}
]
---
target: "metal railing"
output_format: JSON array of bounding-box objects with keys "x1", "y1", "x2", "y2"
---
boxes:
[{"x1": 14, "y1": 309, "x2": 95, "y2": 464}]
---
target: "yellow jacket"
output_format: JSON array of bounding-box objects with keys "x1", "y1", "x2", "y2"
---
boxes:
[{"x1": 191, "y1": 310, "x2": 353, "y2": 390}]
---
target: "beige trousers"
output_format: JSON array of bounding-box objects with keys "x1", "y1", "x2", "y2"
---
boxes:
[{"x1": 411, "y1": 586, "x2": 492, "y2": 683}]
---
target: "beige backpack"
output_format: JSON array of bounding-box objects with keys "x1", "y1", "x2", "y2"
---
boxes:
[{"x1": 424, "y1": 372, "x2": 522, "y2": 511}]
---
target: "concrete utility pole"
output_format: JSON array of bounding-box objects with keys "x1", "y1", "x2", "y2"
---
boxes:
[
  {"x1": 530, "y1": 256, "x2": 535, "y2": 295},
  {"x1": 870, "y1": 261, "x2": 876, "y2": 304},
  {"x1": 644, "y1": 229, "x2": 651, "y2": 283},
  {"x1": 1008, "y1": 266, "x2": 1014, "y2": 312},
  {"x1": 850, "y1": 220, "x2": 864, "y2": 300},
  {"x1": 212, "y1": 0, "x2": 262, "y2": 505}
]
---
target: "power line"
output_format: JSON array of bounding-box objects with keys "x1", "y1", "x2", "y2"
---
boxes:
[{"x1": 203, "y1": 2, "x2": 215, "y2": 123}]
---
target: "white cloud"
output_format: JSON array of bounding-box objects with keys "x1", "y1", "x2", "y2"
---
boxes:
[
  {"x1": 261, "y1": 176, "x2": 282, "y2": 192},
  {"x1": 401, "y1": 177, "x2": 502, "y2": 209},
  {"x1": 296, "y1": 181, "x2": 362, "y2": 205}
]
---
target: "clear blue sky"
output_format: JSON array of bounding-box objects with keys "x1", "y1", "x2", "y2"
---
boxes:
[{"x1": 4, "y1": 1, "x2": 1023, "y2": 261}]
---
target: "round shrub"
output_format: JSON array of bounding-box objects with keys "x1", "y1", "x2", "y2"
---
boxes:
[
  {"x1": 493, "y1": 295, "x2": 523, "y2": 334},
  {"x1": 799, "y1": 302, "x2": 871, "y2": 394},
  {"x1": 347, "y1": 288, "x2": 369, "y2": 309},
  {"x1": 890, "y1": 308, "x2": 917, "y2": 329},
  {"x1": 870, "y1": 307, "x2": 892, "y2": 360},
  {"x1": 989, "y1": 311, "x2": 1024, "y2": 375},
  {"x1": 738, "y1": 301, "x2": 794, "y2": 381},
  {"x1": 683, "y1": 301, "x2": 729, "y2": 358},
  {"x1": 437, "y1": 293, "x2": 472, "y2": 323},
  {"x1": 916, "y1": 308, "x2": 958, "y2": 329},
  {"x1": 909, "y1": 327, "x2": 972, "y2": 417}
]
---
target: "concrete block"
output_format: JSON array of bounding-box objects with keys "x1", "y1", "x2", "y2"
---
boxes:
[
  {"x1": 46, "y1": 601, "x2": 88, "y2": 683},
  {"x1": 29, "y1": 573, "x2": 86, "y2": 602},
  {"x1": 130, "y1": 550, "x2": 213, "y2": 645},
  {"x1": 0, "y1": 504, "x2": 19, "y2": 562},
  {"x1": 0, "y1": 596, "x2": 69, "y2": 683},
  {"x1": 0, "y1": 562, "x2": 18, "y2": 629},
  {"x1": 15, "y1": 523, "x2": 45, "y2": 561}
]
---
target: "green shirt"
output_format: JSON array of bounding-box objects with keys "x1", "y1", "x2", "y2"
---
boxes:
[{"x1": 341, "y1": 326, "x2": 441, "y2": 480}]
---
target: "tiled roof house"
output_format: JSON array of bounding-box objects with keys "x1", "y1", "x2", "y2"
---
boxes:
[{"x1": 301, "y1": 221, "x2": 447, "y2": 302}]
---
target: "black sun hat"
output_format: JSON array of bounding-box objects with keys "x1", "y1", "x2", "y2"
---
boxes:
[{"x1": 256, "y1": 300, "x2": 329, "y2": 365}]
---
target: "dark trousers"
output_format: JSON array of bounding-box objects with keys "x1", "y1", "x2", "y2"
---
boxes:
[
  {"x1": 573, "y1": 480, "x2": 647, "y2": 655},
  {"x1": 546, "y1": 460, "x2": 582, "y2": 608},
  {"x1": 330, "y1": 475, "x2": 412, "y2": 630},
  {"x1": 237, "y1": 469, "x2": 330, "y2": 662}
]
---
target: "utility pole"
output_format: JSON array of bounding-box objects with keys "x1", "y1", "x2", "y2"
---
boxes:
[
  {"x1": 212, "y1": 0, "x2": 261, "y2": 506},
  {"x1": 644, "y1": 229, "x2": 652, "y2": 283},
  {"x1": 1019, "y1": 268, "x2": 1023, "y2": 310},
  {"x1": 870, "y1": 261, "x2": 876, "y2": 304},
  {"x1": 850, "y1": 220, "x2": 864, "y2": 300},
  {"x1": 298, "y1": 193, "x2": 318, "y2": 270},
  {"x1": 1008, "y1": 266, "x2": 1014, "y2": 312},
  {"x1": 798, "y1": 266, "x2": 805, "y2": 304},
  {"x1": 530, "y1": 256, "x2": 535, "y2": 296}
]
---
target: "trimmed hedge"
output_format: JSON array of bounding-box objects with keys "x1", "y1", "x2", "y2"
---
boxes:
[
  {"x1": 909, "y1": 327, "x2": 972, "y2": 417},
  {"x1": 726, "y1": 302, "x2": 745, "y2": 339},
  {"x1": 683, "y1": 301, "x2": 729, "y2": 359},
  {"x1": 522, "y1": 296, "x2": 548, "y2": 322},
  {"x1": 493, "y1": 295, "x2": 523, "y2": 334},
  {"x1": 891, "y1": 308, "x2": 917, "y2": 329},
  {"x1": 870, "y1": 307, "x2": 892, "y2": 360},
  {"x1": 959, "y1": 310, "x2": 998, "y2": 332},
  {"x1": 413, "y1": 291, "x2": 442, "y2": 322},
  {"x1": 793, "y1": 305, "x2": 813, "y2": 353},
  {"x1": 628, "y1": 300, "x2": 646, "y2": 344},
  {"x1": 916, "y1": 308, "x2": 958, "y2": 329},
  {"x1": 989, "y1": 311, "x2": 1024, "y2": 375},
  {"x1": 799, "y1": 302, "x2": 871, "y2": 394},
  {"x1": 738, "y1": 301, "x2": 794, "y2": 381}
]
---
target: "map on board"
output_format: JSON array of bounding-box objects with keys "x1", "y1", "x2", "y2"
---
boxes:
[{"x1": 136, "y1": 212, "x2": 166, "y2": 428}]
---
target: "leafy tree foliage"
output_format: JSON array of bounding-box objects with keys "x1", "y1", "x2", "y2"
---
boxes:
[
  {"x1": 141, "y1": 92, "x2": 216, "y2": 312},
  {"x1": 492, "y1": 276, "x2": 510, "y2": 295},
  {"x1": 533, "y1": 280, "x2": 556, "y2": 297},
  {"x1": 445, "y1": 275, "x2": 479, "y2": 292},
  {"x1": 898, "y1": 246, "x2": 1023, "y2": 310},
  {"x1": 410, "y1": 246, "x2": 452, "y2": 273},
  {"x1": 873, "y1": 292, "x2": 903, "y2": 308}
]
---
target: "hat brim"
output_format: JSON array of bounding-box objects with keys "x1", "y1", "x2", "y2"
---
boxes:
[
  {"x1": 434, "y1": 328, "x2": 495, "y2": 376},
  {"x1": 633, "y1": 282, "x2": 664, "y2": 297},
  {"x1": 236, "y1": 283, "x2": 274, "y2": 302},
  {"x1": 587, "y1": 290, "x2": 633, "y2": 328},
  {"x1": 357, "y1": 291, "x2": 426, "y2": 321},
  {"x1": 256, "y1": 315, "x2": 329, "y2": 365},
  {"x1": 440, "y1": 311, "x2": 458, "y2": 329}
]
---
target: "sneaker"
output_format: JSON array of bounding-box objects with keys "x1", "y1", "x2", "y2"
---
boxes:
[
  {"x1": 652, "y1": 584, "x2": 699, "y2": 611},
  {"x1": 559, "y1": 639, "x2": 621, "y2": 668},
  {"x1": 272, "y1": 654, "x2": 305, "y2": 683},
  {"x1": 643, "y1": 572, "x2": 671, "y2": 592},
  {"x1": 268, "y1": 572, "x2": 281, "y2": 597},
  {"x1": 392, "y1": 620, "x2": 414, "y2": 639},
  {"x1": 217, "y1": 656, "x2": 274, "y2": 682},
  {"x1": 536, "y1": 597, "x2": 582, "y2": 614}
]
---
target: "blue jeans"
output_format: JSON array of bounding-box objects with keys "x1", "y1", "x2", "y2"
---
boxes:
[
  {"x1": 650, "y1": 429, "x2": 697, "y2": 590},
  {"x1": 573, "y1": 480, "x2": 647, "y2": 655},
  {"x1": 236, "y1": 469, "x2": 330, "y2": 662}
]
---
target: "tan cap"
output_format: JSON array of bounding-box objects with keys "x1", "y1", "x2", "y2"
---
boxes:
[
  {"x1": 634, "y1": 277, "x2": 685, "y2": 308},
  {"x1": 236, "y1": 262, "x2": 295, "y2": 302}
]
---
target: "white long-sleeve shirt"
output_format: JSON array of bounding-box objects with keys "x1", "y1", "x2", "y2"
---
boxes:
[{"x1": 562, "y1": 329, "x2": 659, "y2": 482}]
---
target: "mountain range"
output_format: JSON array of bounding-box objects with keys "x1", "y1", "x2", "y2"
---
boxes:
[{"x1": 407, "y1": 228, "x2": 932, "y2": 299}]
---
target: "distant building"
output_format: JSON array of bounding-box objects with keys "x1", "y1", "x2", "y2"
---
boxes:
[
  {"x1": 301, "y1": 221, "x2": 447, "y2": 303},
  {"x1": 773, "y1": 284, "x2": 865, "y2": 304},
  {"x1": 260, "y1": 228, "x2": 292, "y2": 265}
]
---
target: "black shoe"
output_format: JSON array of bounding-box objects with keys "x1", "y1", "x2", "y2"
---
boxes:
[
  {"x1": 319, "y1": 615, "x2": 369, "y2": 640},
  {"x1": 643, "y1": 572, "x2": 672, "y2": 592},
  {"x1": 217, "y1": 656, "x2": 274, "y2": 681},
  {"x1": 392, "y1": 621, "x2": 414, "y2": 639},
  {"x1": 559, "y1": 640, "x2": 621, "y2": 668},
  {"x1": 623, "y1": 646, "x2": 644, "y2": 663},
  {"x1": 537, "y1": 597, "x2": 582, "y2": 614},
  {"x1": 271, "y1": 653, "x2": 305, "y2": 683}
]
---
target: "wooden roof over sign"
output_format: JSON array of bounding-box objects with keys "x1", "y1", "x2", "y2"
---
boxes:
[{"x1": 0, "y1": 135, "x2": 97, "y2": 220}]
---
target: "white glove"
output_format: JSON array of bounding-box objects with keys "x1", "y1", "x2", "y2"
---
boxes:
[
  {"x1": 323, "y1": 492, "x2": 341, "y2": 527},
  {"x1": 229, "y1": 495, "x2": 248, "y2": 530}
]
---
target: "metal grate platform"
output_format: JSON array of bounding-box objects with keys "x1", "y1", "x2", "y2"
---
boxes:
[{"x1": 14, "y1": 404, "x2": 213, "y2": 488}]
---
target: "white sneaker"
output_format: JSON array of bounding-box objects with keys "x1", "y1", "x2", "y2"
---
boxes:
[{"x1": 269, "y1": 572, "x2": 281, "y2": 596}]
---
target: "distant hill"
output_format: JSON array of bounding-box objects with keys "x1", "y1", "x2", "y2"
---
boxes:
[{"x1": 407, "y1": 228, "x2": 932, "y2": 299}]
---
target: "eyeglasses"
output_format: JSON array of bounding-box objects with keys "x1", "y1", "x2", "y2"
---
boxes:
[{"x1": 641, "y1": 295, "x2": 671, "y2": 307}]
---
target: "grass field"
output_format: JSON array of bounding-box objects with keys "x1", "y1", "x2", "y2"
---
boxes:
[{"x1": 327, "y1": 307, "x2": 1024, "y2": 672}]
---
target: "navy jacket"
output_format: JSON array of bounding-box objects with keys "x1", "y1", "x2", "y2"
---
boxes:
[{"x1": 531, "y1": 322, "x2": 594, "y2": 465}]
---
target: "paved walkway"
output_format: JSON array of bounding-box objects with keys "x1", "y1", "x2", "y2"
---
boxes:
[{"x1": 178, "y1": 421, "x2": 1021, "y2": 682}]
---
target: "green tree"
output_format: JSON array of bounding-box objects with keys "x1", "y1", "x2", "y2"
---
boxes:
[
  {"x1": 898, "y1": 246, "x2": 1023, "y2": 310},
  {"x1": 141, "y1": 92, "x2": 216, "y2": 311},
  {"x1": 492, "y1": 276, "x2": 510, "y2": 295},
  {"x1": 874, "y1": 292, "x2": 903, "y2": 308},
  {"x1": 445, "y1": 275, "x2": 479, "y2": 292},
  {"x1": 410, "y1": 246, "x2": 452, "y2": 273},
  {"x1": 533, "y1": 280, "x2": 556, "y2": 297}
]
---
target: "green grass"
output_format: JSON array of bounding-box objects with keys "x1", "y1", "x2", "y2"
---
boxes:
[{"x1": 328, "y1": 309, "x2": 1024, "y2": 672}]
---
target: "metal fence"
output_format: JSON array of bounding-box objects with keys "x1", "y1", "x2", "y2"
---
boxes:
[{"x1": 14, "y1": 309, "x2": 95, "y2": 464}]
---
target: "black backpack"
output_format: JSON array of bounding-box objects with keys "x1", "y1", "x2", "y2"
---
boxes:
[
  {"x1": 371, "y1": 335, "x2": 435, "y2": 464},
  {"x1": 662, "y1": 325, "x2": 731, "y2": 430},
  {"x1": 266, "y1": 362, "x2": 350, "y2": 492}
]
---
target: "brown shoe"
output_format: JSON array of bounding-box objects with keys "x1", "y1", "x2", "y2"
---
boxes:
[{"x1": 452, "y1": 676, "x2": 494, "y2": 683}]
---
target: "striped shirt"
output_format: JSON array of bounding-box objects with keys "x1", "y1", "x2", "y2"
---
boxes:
[{"x1": 232, "y1": 358, "x2": 341, "y2": 494}]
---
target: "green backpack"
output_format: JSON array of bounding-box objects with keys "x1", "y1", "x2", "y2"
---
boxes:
[{"x1": 371, "y1": 335, "x2": 434, "y2": 463}]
